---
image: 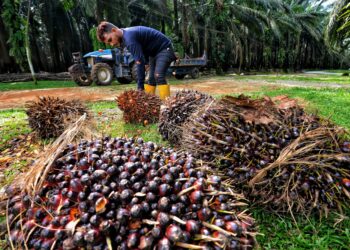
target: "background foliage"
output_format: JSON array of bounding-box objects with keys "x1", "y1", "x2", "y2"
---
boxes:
[{"x1": 0, "y1": 0, "x2": 349, "y2": 73}]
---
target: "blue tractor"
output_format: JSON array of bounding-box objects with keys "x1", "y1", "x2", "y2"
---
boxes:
[{"x1": 68, "y1": 48, "x2": 138, "y2": 86}]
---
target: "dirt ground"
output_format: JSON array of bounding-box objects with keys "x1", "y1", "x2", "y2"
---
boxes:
[
  {"x1": 0, "y1": 79, "x2": 271, "y2": 109},
  {"x1": 0, "y1": 87, "x2": 118, "y2": 109}
]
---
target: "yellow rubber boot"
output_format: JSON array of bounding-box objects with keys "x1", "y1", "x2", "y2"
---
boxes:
[
  {"x1": 158, "y1": 84, "x2": 170, "y2": 100},
  {"x1": 144, "y1": 84, "x2": 156, "y2": 94}
]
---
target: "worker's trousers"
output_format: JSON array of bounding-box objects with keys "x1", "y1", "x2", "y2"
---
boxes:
[{"x1": 148, "y1": 47, "x2": 176, "y2": 86}]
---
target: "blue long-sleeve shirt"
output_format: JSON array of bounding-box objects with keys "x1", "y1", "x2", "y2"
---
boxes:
[{"x1": 121, "y1": 26, "x2": 172, "y2": 89}]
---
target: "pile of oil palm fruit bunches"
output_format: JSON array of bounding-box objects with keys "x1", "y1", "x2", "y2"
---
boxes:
[
  {"x1": 180, "y1": 94, "x2": 350, "y2": 214},
  {"x1": 117, "y1": 90, "x2": 161, "y2": 124},
  {"x1": 7, "y1": 137, "x2": 257, "y2": 250}
]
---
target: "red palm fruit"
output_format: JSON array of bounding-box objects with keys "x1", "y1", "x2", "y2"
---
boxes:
[
  {"x1": 190, "y1": 190, "x2": 203, "y2": 204},
  {"x1": 11, "y1": 202, "x2": 23, "y2": 215},
  {"x1": 342, "y1": 178, "x2": 350, "y2": 188},
  {"x1": 225, "y1": 221, "x2": 241, "y2": 233},
  {"x1": 212, "y1": 231, "x2": 225, "y2": 240},
  {"x1": 41, "y1": 239, "x2": 55, "y2": 250},
  {"x1": 157, "y1": 212, "x2": 170, "y2": 227},
  {"x1": 139, "y1": 235, "x2": 154, "y2": 249},
  {"x1": 84, "y1": 229, "x2": 100, "y2": 243},
  {"x1": 148, "y1": 180, "x2": 159, "y2": 192},
  {"x1": 146, "y1": 192, "x2": 157, "y2": 203},
  {"x1": 214, "y1": 219, "x2": 225, "y2": 227},
  {"x1": 80, "y1": 174, "x2": 90, "y2": 185},
  {"x1": 70, "y1": 178, "x2": 83, "y2": 192},
  {"x1": 193, "y1": 178, "x2": 206, "y2": 190},
  {"x1": 165, "y1": 224, "x2": 183, "y2": 243},
  {"x1": 127, "y1": 233, "x2": 139, "y2": 248},
  {"x1": 152, "y1": 226, "x2": 163, "y2": 238},
  {"x1": 186, "y1": 220, "x2": 200, "y2": 234},
  {"x1": 22, "y1": 195, "x2": 31, "y2": 208},
  {"x1": 159, "y1": 184, "x2": 172, "y2": 196},
  {"x1": 158, "y1": 197, "x2": 171, "y2": 212},
  {"x1": 130, "y1": 204, "x2": 143, "y2": 218},
  {"x1": 173, "y1": 181, "x2": 182, "y2": 193},
  {"x1": 157, "y1": 237, "x2": 171, "y2": 250},
  {"x1": 200, "y1": 227, "x2": 211, "y2": 235},
  {"x1": 9, "y1": 230, "x2": 19, "y2": 242},
  {"x1": 41, "y1": 215, "x2": 52, "y2": 226},
  {"x1": 55, "y1": 229, "x2": 65, "y2": 240},
  {"x1": 23, "y1": 220, "x2": 35, "y2": 232},
  {"x1": 49, "y1": 194, "x2": 62, "y2": 207},
  {"x1": 197, "y1": 207, "x2": 212, "y2": 221},
  {"x1": 92, "y1": 169, "x2": 107, "y2": 180},
  {"x1": 117, "y1": 208, "x2": 130, "y2": 225}
]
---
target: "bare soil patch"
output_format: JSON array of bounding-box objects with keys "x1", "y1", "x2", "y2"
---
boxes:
[
  {"x1": 0, "y1": 87, "x2": 118, "y2": 109},
  {"x1": 0, "y1": 79, "x2": 274, "y2": 109}
]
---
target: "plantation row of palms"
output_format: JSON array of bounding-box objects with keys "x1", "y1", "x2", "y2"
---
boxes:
[{"x1": 0, "y1": 0, "x2": 349, "y2": 74}]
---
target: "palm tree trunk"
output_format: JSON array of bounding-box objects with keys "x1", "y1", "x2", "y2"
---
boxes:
[
  {"x1": 25, "y1": 0, "x2": 37, "y2": 84},
  {"x1": 173, "y1": 0, "x2": 179, "y2": 36}
]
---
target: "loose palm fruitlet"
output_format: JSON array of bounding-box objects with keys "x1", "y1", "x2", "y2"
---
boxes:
[
  {"x1": 117, "y1": 90, "x2": 161, "y2": 124},
  {"x1": 159, "y1": 90, "x2": 214, "y2": 145},
  {"x1": 182, "y1": 95, "x2": 350, "y2": 214},
  {"x1": 26, "y1": 97, "x2": 89, "y2": 139},
  {"x1": 7, "y1": 137, "x2": 257, "y2": 250}
]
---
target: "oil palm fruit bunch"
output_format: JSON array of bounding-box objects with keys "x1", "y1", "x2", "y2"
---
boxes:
[
  {"x1": 248, "y1": 127, "x2": 350, "y2": 215},
  {"x1": 7, "y1": 137, "x2": 257, "y2": 249},
  {"x1": 159, "y1": 90, "x2": 213, "y2": 145},
  {"x1": 117, "y1": 90, "x2": 161, "y2": 124},
  {"x1": 25, "y1": 97, "x2": 89, "y2": 139}
]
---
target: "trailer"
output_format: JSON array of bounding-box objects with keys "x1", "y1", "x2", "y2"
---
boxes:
[{"x1": 169, "y1": 52, "x2": 207, "y2": 79}]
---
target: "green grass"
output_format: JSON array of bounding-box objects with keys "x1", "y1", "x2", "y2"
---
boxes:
[
  {"x1": 253, "y1": 87, "x2": 350, "y2": 130},
  {"x1": 0, "y1": 80, "x2": 77, "y2": 91},
  {"x1": 0, "y1": 109, "x2": 29, "y2": 150},
  {"x1": 0, "y1": 77, "x2": 189, "y2": 92},
  {"x1": 254, "y1": 208, "x2": 350, "y2": 249},
  {"x1": 229, "y1": 74, "x2": 350, "y2": 84},
  {"x1": 0, "y1": 80, "x2": 140, "y2": 91}
]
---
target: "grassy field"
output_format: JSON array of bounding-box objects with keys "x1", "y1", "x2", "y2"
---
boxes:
[
  {"x1": 254, "y1": 87, "x2": 350, "y2": 130},
  {"x1": 0, "y1": 78, "x2": 188, "y2": 91},
  {"x1": 1, "y1": 76, "x2": 350, "y2": 249},
  {"x1": 230, "y1": 74, "x2": 350, "y2": 85}
]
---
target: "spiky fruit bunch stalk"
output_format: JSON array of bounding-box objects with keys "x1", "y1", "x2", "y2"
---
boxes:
[
  {"x1": 159, "y1": 90, "x2": 213, "y2": 145},
  {"x1": 182, "y1": 95, "x2": 350, "y2": 214},
  {"x1": 7, "y1": 137, "x2": 257, "y2": 249},
  {"x1": 117, "y1": 90, "x2": 161, "y2": 124},
  {"x1": 25, "y1": 97, "x2": 89, "y2": 139}
]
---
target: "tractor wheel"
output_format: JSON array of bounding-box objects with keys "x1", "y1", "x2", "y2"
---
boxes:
[
  {"x1": 131, "y1": 63, "x2": 138, "y2": 82},
  {"x1": 68, "y1": 64, "x2": 93, "y2": 86},
  {"x1": 175, "y1": 74, "x2": 186, "y2": 80},
  {"x1": 91, "y1": 63, "x2": 113, "y2": 86},
  {"x1": 190, "y1": 67, "x2": 200, "y2": 79}
]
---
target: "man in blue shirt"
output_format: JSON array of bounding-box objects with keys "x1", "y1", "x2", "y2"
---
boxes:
[{"x1": 97, "y1": 21, "x2": 176, "y2": 100}]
